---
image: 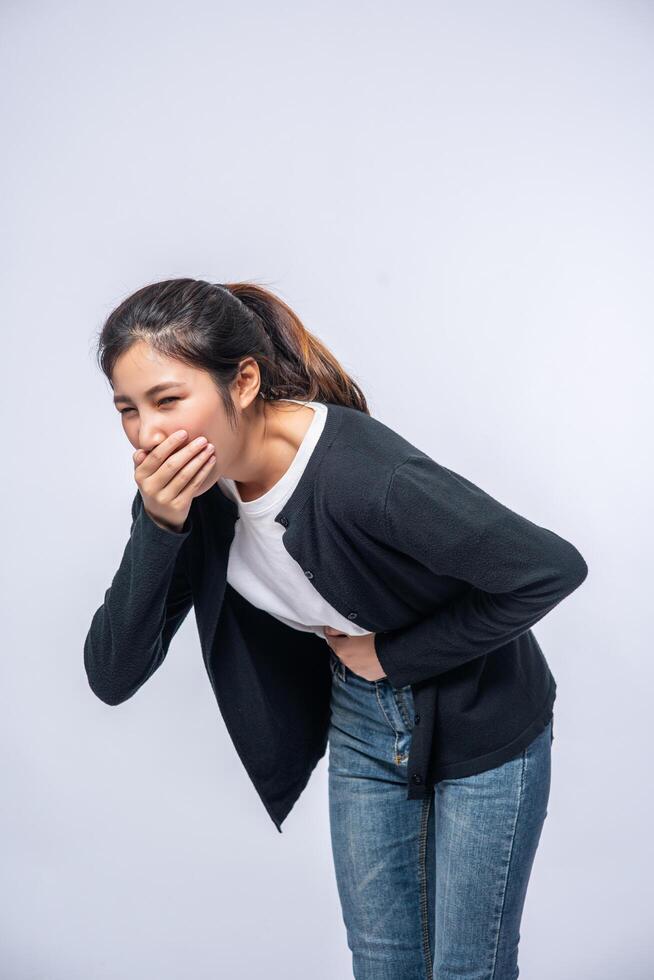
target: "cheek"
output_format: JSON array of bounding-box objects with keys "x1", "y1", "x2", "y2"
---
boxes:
[{"x1": 205, "y1": 426, "x2": 235, "y2": 460}]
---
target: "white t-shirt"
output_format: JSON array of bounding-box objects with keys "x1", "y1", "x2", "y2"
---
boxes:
[{"x1": 217, "y1": 400, "x2": 372, "y2": 642}]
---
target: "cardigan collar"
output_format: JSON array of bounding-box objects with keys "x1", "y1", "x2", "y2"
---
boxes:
[{"x1": 205, "y1": 400, "x2": 347, "y2": 528}]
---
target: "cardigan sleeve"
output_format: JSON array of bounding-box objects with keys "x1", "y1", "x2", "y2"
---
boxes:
[
  {"x1": 83, "y1": 490, "x2": 194, "y2": 706},
  {"x1": 373, "y1": 454, "x2": 588, "y2": 688}
]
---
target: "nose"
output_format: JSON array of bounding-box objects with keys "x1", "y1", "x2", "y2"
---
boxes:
[{"x1": 138, "y1": 430, "x2": 170, "y2": 454}]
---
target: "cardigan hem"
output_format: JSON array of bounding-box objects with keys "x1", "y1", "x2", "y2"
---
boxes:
[
  {"x1": 406, "y1": 675, "x2": 556, "y2": 799},
  {"x1": 266, "y1": 740, "x2": 330, "y2": 834}
]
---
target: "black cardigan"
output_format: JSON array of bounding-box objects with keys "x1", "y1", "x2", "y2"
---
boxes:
[{"x1": 84, "y1": 402, "x2": 588, "y2": 833}]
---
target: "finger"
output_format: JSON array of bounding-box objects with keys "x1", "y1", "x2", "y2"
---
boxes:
[
  {"x1": 139, "y1": 433, "x2": 213, "y2": 496},
  {"x1": 137, "y1": 429, "x2": 189, "y2": 476},
  {"x1": 162, "y1": 444, "x2": 216, "y2": 500}
]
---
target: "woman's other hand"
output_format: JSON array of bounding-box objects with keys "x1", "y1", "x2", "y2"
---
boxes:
[{"x1": 323, "y1": 625, "x2": 387, "y2": 682}]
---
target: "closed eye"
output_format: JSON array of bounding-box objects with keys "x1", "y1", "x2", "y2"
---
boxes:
[{"x1": 119, "y1": 397, "x2": 180, "y2": 415}]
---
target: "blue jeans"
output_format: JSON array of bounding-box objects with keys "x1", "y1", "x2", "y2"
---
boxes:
[{"x1": 327, "y1": 648, "x2": 552, "y2": 980}]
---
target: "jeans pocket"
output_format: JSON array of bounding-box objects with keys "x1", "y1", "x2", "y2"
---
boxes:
[
  {"x1": 391, "y1": 686, "x2": 415, "y2": 731},
  {"x1": 328, "y1": 648, "x2": 344, "y2": 681}
]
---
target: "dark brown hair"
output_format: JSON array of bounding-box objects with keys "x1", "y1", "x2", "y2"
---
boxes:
[{"x1": 95, "y1": 278, "x2": 369, "y2": 425}]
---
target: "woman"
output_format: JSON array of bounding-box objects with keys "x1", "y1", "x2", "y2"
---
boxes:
[{"x1": 85, "y1": 278, "x2": 587, "y2": 980}]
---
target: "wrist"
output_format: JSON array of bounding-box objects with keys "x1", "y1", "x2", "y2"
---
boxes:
[{"x1": 144, "y1": 508, "x2": 185, "y2": 534}]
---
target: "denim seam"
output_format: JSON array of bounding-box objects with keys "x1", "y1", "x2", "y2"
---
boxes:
[
  {"x1": 488, "y1": 746, "x2": 527, "y2": 979},
  {"x1": 418, "y1": 794, "x2": 434, "y2": 978}
]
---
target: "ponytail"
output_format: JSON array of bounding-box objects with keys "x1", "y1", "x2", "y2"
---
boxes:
[{"x1": 224, "y1": 280, "x2": 368, "y2": 413}]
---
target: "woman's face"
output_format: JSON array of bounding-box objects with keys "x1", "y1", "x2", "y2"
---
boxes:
[{"x1": 111, "y1": 340, "x2": 246, "y2": 494}]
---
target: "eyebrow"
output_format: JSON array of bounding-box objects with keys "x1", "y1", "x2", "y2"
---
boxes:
[{"x1": 113, "y1": 381, "x2": 187, "y2": 405}]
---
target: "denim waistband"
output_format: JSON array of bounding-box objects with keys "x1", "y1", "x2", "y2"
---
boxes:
[{"x1": 328, "y1": 646, "x2": 411, "y2": 693}]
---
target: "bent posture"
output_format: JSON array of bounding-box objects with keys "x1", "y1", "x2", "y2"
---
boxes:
[{"x1": 84, "y1": 278, "x2": 588, "y2": 979}]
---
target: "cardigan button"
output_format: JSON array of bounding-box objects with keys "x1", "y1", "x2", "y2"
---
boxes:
[
  {"x1": 414, "y1": 713, "x2": 420, "y2": 725},
  {"x1": 278, "y1": 515, "x2": 289, "y2": 527},
  {"x1": 411, "y1": 773, "x2": 423, "y2": 785},
  {"x1": 347, "y1": 611, "x2": 358, "y2": 620},
  {"x1": 304, "y1": 569, "x2": 314, "y2": 579}
]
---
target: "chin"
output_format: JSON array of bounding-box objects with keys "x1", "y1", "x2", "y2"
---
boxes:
[{"x1": 201, "y1": 464, "x2": 221, "y2": 495}]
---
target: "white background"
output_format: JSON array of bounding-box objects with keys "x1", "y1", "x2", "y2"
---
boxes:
[{"x1": 1, "y1": 1, "x2": 652, "y2": 977}]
